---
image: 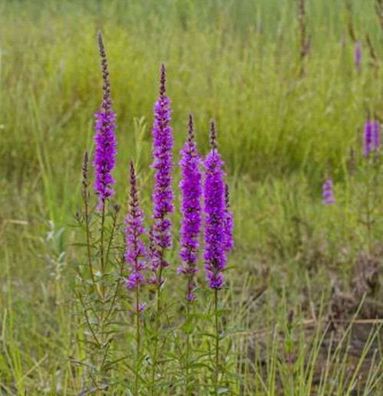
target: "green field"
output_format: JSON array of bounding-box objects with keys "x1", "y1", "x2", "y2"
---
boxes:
[{"x1": 1, "y1": 0, "x2": 383, "y2": 394}]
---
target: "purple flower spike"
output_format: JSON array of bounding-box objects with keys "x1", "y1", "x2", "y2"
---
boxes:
[
  {"x1": 372, "y1": 121, "x2": 380, "y2": 152},
  {"x1": 150, "y1": 65, "x2": 174, "y2": 282},
  {"x1": 93, "y1": 32, "x2": 117, "y2": 209},
  {"x1": 125, "y1": 161, "x2": 147, "y2": 289},
  {"x1": 364, "y1": 121, "x2": 373, "y2": 157},
  {"x1": 204, "y1": 121, "x2": 227, "y2": 289},
  {"x1": 322, "y1": 178, "x2": 335, "y2": 205},
  {"x1": 223, "y1": 184, "x2": 234, "y2": 252},
  {"x1": 354, "y1": 41, "x2": 362, "y2": 72},
  {"x1": 178, "y1": 114, "x2": 203, "y2": 301},
  {"x1": 364, "y1": 120, "x2": 380, "y2": 157}
]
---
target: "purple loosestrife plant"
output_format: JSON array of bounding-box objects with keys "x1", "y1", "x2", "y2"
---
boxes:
[
  {"x1": 125, "y1": 161, "x2": 146, "y2": 395},
  {"x1": 149, "y1": 64, "x2": 174, "y2": 394},
  {"x1": 150, "y1": 64, "x2": 174, "y2": 284},
  {"x1": 177, "y1": 115, "x2": 202, "y2": 394},
  {"x1": 75, "y1": 33, "x2": 119, "y2": 388},
  {"x1": 92, "y1": 33, "x2": 118, "y2": 326},
  {"x1": 178, "y1": 114, "x2": 202, "y2": 302},
  {"x1": 364, "y1": 120, "x2": 380, "y2": 157},
  {"x1": 203, "y1": 121, "x2": 233, "y2": 392},
  {"x1": 322, "y1": 178, "x2": 335, "y2": 205},
  {"x1": 204, "y1": 122, "x2": 227, "y2": 290},
  {"x1": 93, "y1": 32, "x2": 117, "y2": 210},
  {"x1": 125, "y1": 161, "x2": 147, "y2": 292}
]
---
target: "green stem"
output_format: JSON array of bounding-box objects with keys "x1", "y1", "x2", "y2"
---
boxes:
[
  {"x1": 105, "y1": 207, "x2": 118, "y2": 267},
  {"x1": 100, "y1": 200, "x2": 106, "y2": 276},
  {"x1": 135, "y1": 285, "x2": 141, "y2": 396},
  {"x1": 98, "y1": 200, "x2": 106, "y2": 384},
  {"x1": 185, "y1": 300, "x2": 192, "y2": 395},
  {"x1": 150, "y1": 265, "x2": 163, "y2": 396},
  {"x1": 365, "y1": 163, "x2": 373, "y2": 254},
  {"x1": 105, "y1": 256, "x2": 124, "y2": 323},
  {"x1": 83, "y1": 186, "x2": 96, "y2": 286},
  {"x1": 214, "y1": 288, "x2": 219, "y2": 395}
]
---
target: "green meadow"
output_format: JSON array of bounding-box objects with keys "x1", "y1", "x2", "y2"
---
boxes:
[{"x1": 1, "y1": 0, "x2": 383, "y2": 394}]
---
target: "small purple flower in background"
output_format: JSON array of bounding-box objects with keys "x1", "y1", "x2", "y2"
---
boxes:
[
  {"x1": 371, "y1": 120, "x2": 380, "y2": 152},
  {"x1": 125, "y1": 161, "x2": 147, "y2": 290},
  {"x1": 178, "y1": 114, "x2": 202, "y2": 301},
  {"x1": 354, "y1": 40, "x2": 362, "y2": 72},
  {"x1": 363, "y1": 120, "x2": 380, "y2": 157},
  {"x1": 93, "y1": 32, "x2": 117, "y2": 209},
  {"x1": 322, "y1": 178, "x2": 335, "y2": 205},
  {"x1": 223, "y1": 184, "x2": 234, "y2": 252},
  {"x1": 204, "y1": 121, "x2": 228, "y2": 289},
  {"x1": 364, "y1": 121, "x2": 372, "y2": 157},
  {"x1": 150, "y1": 64, "x2": 174, "y2": 283}
]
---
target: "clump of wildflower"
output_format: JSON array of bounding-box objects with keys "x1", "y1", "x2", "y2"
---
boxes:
[
  {"x1": 178, "y1": 114, "x2": 202, "y2": 301},
  {"x1": 322, "y1": 178, "x2": 335, "y2": 205},
  {"x1": 93, "y1": 32, "x2": 117, "y2": 209},
  {"x1": 204, "y1": 122, "x2": 227, "y2": 289},
  {"x1": 125, "y1": 161, "x2": 147, "y2": 289},
  {"x1": 364, "y1": 120, "x2": 380, "y2": 157},
  {"x1": 354, "y1": 41, "x2": 362, "y2": 72},
  {"x1": 150, "y1": 64, "x2": 174, "y2": 282}
]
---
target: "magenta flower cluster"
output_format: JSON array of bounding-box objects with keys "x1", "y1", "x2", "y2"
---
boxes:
[
  {"x1": 177, "y1": 115, "x2": 202, "y2": 300},
  {"x1": 93, "y1": 33, "x2": 117, "y2": 209},
  {"x1": 203, "y1": 122, "x2": 230, "y2": 289},
  {"x1": 363, "y1": 120, "x2": 380, "y2": 157},
  {"x1": 91, "y1": 36, "x2": 234, "y2": 301},
  {"x1": 150, "y1": 65, "x2": 174, "y2": 279},
  {"x1": 322, "y1": 178, "x2": 335, "y2": 205},
  {"x1": 125, "y1": 161, "x2": 147, "y2": 289}
]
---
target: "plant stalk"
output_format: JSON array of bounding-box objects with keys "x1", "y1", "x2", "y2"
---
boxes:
[
  {"x1": 135, "y1": 284, "x2": 141, "y2": 396},
  {"x1": 150, "y1": 263, "x2": 164, "y2": 396},
  {"x1": 214, "y1": 288, "x2": 220, "y2": 395}
]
